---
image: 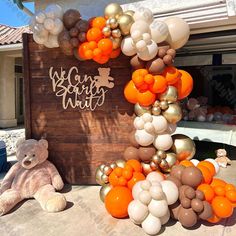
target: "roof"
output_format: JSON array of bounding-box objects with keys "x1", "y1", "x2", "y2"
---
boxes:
[{"x1": 0, "y1": 24, "x2": 30, "y2": 45}]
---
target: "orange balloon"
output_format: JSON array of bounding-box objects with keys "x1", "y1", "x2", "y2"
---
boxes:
[
  {"x1": 132, "y1": 75, "x2": 144, "y2": 88},
  {"x1": 197, "y1": 165, "x2": 212, "y2": 184},
  {"x1": 105, "y1": 186, "x2": 133, "y2": 218},
  {"x1": 98, "y1": 38, "x2": 113, "y2": 54},
  {"x1": 144, "y1": 74, "x2": 154, "y2": 85},
  {"x1": 214, "y1": 186, "x2": 226, "y2": 197},
  {"x1": 173, "y1": 70, "x2": 193, "y2": 100},
  {"x1": 92, "y1": 16, "x2": 106, "y2": 29},
  {"x1": 179, "y1": 160, "x2": 194, "y2": 167},
  {"x1": 86, "y1": 27, "x2": 103, "y2": 42},
  {"x1": 149, "y1": 75, "x2": 167, "y2": 94},
  {"x1": 197, "y1": 184, "x2": 215, "y2": 202},
  {"x1": 122, "y1": 168, "x2": 133, "y2": 180},
  {"x1": 110, "y1": 48, "x2": 121, "y2": 59},
  {"x1": 84, "y1": 50, "x2": 93, "y2": 60},
  {"x1": 126, "y1": 159, "x2": 142, "y2": 173},
  {"x1": 118, "y1": 176, "x2": 128, "y2": 186},
  {"x1": 207, "y1": 214, "x2": 221, "y2": 223},
  {"x1": 226, "y1": 190, "x2": 236, "y2": 203},
  {"x1": 127, "y1": 172, "x2": 146, "y2": 190},
  {"x1": 212, "y1": 196, "x2": 233, "y2": 218},
  {"x1": 93, "y1": 48, "x2": 102, "y2": 57},
  {"x1": 132, "y1": 69, "x2": 148, "y2": 78},
  {"x1": 162, "y1": 66, "x2": 180, "y2": 85},
  {"x1": 78, "y1": 42, "x2": 90, "y2": 59},
  {"x1": 93, "y1": 55, "x2": 109, "y2": 64},
  {"x1": 124, "y1": 80, "x2": 138, "y2": 104},
  {"x1": 225, "y1": 184, "x2": 236, "y2": 192},
  {"x1": 109, "y1": 170, "x2": 119, "y2": 187},
  {"x1": 137, "y1": 90, "x2": 156, "y2": 107},
  {"x1": 197, "y1": 161, "x2": 216, "y2": 177},
  {"x1": 211, "y1": 178, "x2": 226, "y2": 188},
  {"x1": 88, "y1": 41, "x2": 97, "y2": 50}
]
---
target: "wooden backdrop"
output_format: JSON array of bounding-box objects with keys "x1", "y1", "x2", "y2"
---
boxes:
[{"x1": 23, "y1": 33, "x2": 134, "y2": 184}]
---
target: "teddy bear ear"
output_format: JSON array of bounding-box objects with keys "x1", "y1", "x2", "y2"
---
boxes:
[
  {"x1": 38, "y1": 139, "x2": 48, "y2": 149},
  {"x1": 16, "y1": 138, "x2": 25, "y2": 149}
]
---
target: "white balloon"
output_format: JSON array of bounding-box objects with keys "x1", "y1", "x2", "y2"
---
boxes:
[
  {"x1": 135, "y1": 40, "x2": 147, "y2": 52},
  {"x1": 121, "y1": 36, "x2": 136, "y2": 56},
  {"x1": 205, "y1": 158, "x2": 220, "y2": 174},
  {"x1": 133, "y1": 8, "x2": 154, "y2": 24},
  {"x1": 134, "y1": 117, "x2": 145, "y2": 130},
  {"x1": 131, "y1": 30, "x2": 143, "y2": 43},
  {"x1": 45, "y1": 34, "x2": 59, "y2": 48},
  {"x1": 150, "y1": 21, "x2": 169, "y2": 43},
  {"x1": 144, "y1": 122, "x2": 155, "y2": 134},
  {"x1": 148, "y1": 199, "x2": 169, "y2": 218},
  {"x1": 132, "y1": 181, "x2": 145, "y2": 199},
  {"x1": 33, "y1": 33, "x2": 48, "y2": 45},
  {"x1": 141, "y1": 214, "x2": 162, "y2": 235},
  {"x1": 141, "y1": 180, "x2": 152, "y2": 191},
  {"x1": 149, "y1": 185, "x2": 165, "y2": 200},
  {"x1": 135, "y1": 129, "x2": 155, "y2": 146},
  {"x1": 35, "y1": 11, "x2": 46, "y2": 24},
  {"x1": 33, "y1": 23, "x2": 48, "y2": 37},
  {"x1": 146, "y1": 172, "x2": 164, "y2": 183},
  {"x1": 128, "y1": 200, "x2": 149, "y2": 225},
  {"x1": 166, "y1": 123, "x2": 177, "y2": 134},
  {"x1": 45, "y1": 4, "x2": 64, "y2": 19},
  {"x1": 160, "y1": 210, "x2": 170, "y2": 225},
  {"x1": 50, "y1": 18, "x2": 64, "y2": 35},
  {"x1": 142, "y1": 33, "x2": 152, "y2": 43},
  {"x1": 161, "y1": 180, "x2": 179, "y2": 205},
  {"x1": 130, "y1": 20, "x2": 150, "y2": 35},
  {"x1": 190, "y1": 159, "x2": 199, "y2": 166},
  {"x1": 152, "y1": 115, "x2": 168, "y2": 134},
  {"x1": 142, "y1": 113, "x2": 153, "y2": 123},
  {"x1": 44, "y1": 18, "x2": 55, "y2": 31},
  {"x1": 139, "y1": 190, "x2": 152, "y2": 205},
  {"x1": 153, "y1": 133, "x2": 173, "y2": 151},
  {"x1": 137, "y1": 40, "x2": 158, "y2": 61}
]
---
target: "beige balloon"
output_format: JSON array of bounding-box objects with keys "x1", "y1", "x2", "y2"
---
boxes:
[
  {"x1": 118, "y1": 14, "x2": 134, "y2": 35},
  {"x1": 159, "y1": 86, "x2": 178, "y2": 103},
  {"x1": 100, "y1": 184, "x2": 112, "y2": 202},
  {"x1": 162, "y1": 103, "x2": 182, "y2": 124},
  {"x1": 171, "y1": 134, "x2": 196, "y2": 161},
  {"x1": 104, "y1": 3, "x2": 123, "y2": 19},
  {"x1": 164, "y1": 17, "x2": 190, "y2": 49}
]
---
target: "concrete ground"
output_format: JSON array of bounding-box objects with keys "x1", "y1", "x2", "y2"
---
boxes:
[{"x1": 0, "y1": 162, "x2": 235, "y2": 236}]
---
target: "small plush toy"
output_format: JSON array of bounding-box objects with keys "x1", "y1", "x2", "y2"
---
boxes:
[
  {"x1": 0, "y1": 139, "x2": 67, "y2": 216},
  {"x1": 215, "y1": 149, "x2": 231, "y2": 168}
]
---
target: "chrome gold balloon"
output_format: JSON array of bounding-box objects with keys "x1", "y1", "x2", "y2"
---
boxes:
[
  {"x1": 160, "y1": 101, "x2": 169, "y2": 110},
  {"x1": 171, "y1": 134, "x2": 196, "y2": 161},
  {"x1": 159, "y1": 159, "x2": 169, "y2": 171},
  {"x1": 112, "y1": 28, "x2": 122, "y2": 38},
  {"x1": 150, "y1": 161, "x2": 159, "y2": 171},
  {"x1": 152, "y1": 154, "x2": 162, "y2": 164},
  {"x1": 110, "y1": 37, "x2": 121, "y2": 49},
  {"x1": 95, "y1": 167, "x2": 105, "y2": 185},
  {"x1": 115, "y1": 159, "x2": 126, "y2": 168},
  {"x1": 124, "y1": 10, "x2": 135, "y2": 17},
  {"x1": 162, "y1": 103, "x2": 182, "y2": 124},
  {"x1": 152, "y1": 106, "x2": 161, "y2": 116},
  {"x1": 102, "y1": 26, "x2": 111, "y2": 37},
  {"x1": 107, "y1": 18, "x2": 118, "y2": 29},
  {"x1": 134, "y1": 103, "x2": 151, "y2": 116},
  {"x1": 104, "y1": 3, "x2": 123, "y2": 19},
  {"x1": 165, "y1": 152, "x2": 177, "y2": 168},
  {"x1": 141, "y1": 162, "x2": 152, "y2": 176},
  {"x1": 99, "y1": 184, "x2": 112, "y2": 202},
  {"x1": 156, "y1": 150, "x2": 167, "y2": 159},
  {"x1": 101, "y1": 174, "x2": 109, "y2": 184},
  {"x1": 159, "y1": 86, "x2": 178, "y2": 103},
  {"x1": 103, "y1": 166, "x2": 112, "y2": 176},
  {"x1": 110, "y1": 163, "x2": 117, "y2": 169},
  {"x1": 118, "y1": 14, "x2": 134, "y2": 35}
]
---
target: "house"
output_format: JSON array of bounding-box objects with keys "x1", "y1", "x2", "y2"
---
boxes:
[{"x1": 0, "y1": 24, "x2": 30, "y2": 128}]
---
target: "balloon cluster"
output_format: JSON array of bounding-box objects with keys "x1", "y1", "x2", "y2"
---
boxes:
[
  {"x1": 30, "y1": 4, "x2": 64, "y2": 48},
  {"x1": 168, "y1": 165, "x2": 213, "y2": 227},
  {"x1": 128, "y1": 172, "x2": 178, "y2": 235},
  {"x1": 58, "y1": 9, "x2": 89, "y2": 56}
]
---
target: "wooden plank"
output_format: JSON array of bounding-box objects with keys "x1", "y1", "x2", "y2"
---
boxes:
[{"x1": 23, "y1": 33, "x2": 134, "y2": 184}]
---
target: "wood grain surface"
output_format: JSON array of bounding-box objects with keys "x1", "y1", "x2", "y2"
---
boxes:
[{"x1": 23, "y1": 33, "x2": 134, "y2": 184}]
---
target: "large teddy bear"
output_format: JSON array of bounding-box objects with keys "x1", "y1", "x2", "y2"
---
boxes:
[{"x1": 0, "y1": 139, "x2": 67, "y2": 216}]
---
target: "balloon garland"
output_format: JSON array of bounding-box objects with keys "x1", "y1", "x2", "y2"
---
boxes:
[{"x1": 30, "y1": 3, "x2": 236, "y2": 235}]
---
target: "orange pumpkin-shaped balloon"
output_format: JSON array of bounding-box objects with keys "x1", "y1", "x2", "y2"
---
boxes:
[
  {"x1": 124, "y1": 80, "x2": 138, "y2": 104},
  {"x1": 105, "y1": 186, "x2": 133, "y2": 218},
  {"x1": 162, "y1": 66, "x2": 180, "y2": 85},
  {"x1": 149, "y1": 75, "x2": 167, "y2": 94},
  {"x1": 137, "y1": 90, "x2": 156, "y2": 107}
]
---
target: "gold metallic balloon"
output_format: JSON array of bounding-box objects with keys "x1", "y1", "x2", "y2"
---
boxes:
[
  {"x1": 152, "y1": 106, "x2": 161, "y2": 116},
  {"x1": 152, "y1": 154, "x2": 162, "y2": 164},
  {"x1": 115, "y1": 159, "x2": 126, "y2": 168},
  {"x1": 159, "y1": 159, "x2": 169, "y2": 171},
  {"x1": 134, "y1": 103, "x2": 151, "y2": 116},
  {"x1": 103, "y1": 166, "x2": 112, "y2": 176},
  {"x1": 101, "y1": 174, "x2": 109, "y2": 184},
  {"x1": 162, "y1": 103, "x2": 182, "y2": 124},
  {"x1": 110, "y1": 163, "x2": 117, "y2": 169},
  {"x1": 99, "y1": 164, "x2": 105, "y2": 171},
  {"x1": 110, "y1": 37, "x2": 121, "y2": 49},
  {"x1": 171, "y1": 134, "x2": 196, "y2": 161},
  {"x1": 160, "y1": 101, "x2": 169, "y2": 110},
  {"x1": 165, "y1": 152, "x2": 177, "y2": 168},
  {"x1": 102, "y1": 26, "x2": 111, "y2": 37},
  {"x1": 112, "y1": 29, "x2": 121, "y2": 38},
  {"x1": 118, "y1": 14, "x2": 134, "y2": 35},
  {"x1": 141, "y1": 162, "x2": 152, "y2": 176},
  {"x1": 99, "y1": 184, "x2": 112, "y2": 202},
  {"x1": 124, "y1": 10, "x2": 135, "y2": 17},
  {"x1": 104, "y1": 3, "x2": 123, "y2": 19},
  {"x1": 159, "y1": 86, "x2": 178, "y2": 103},
  {"x1": 108, "y1": 18, "x2": 118, "y2": 29},
  {"x1": 95, "y1": 167, "x2": 105, "y2": 185},
  {"x1": 150, "y1": 161, "x2": 159, "y2": 171},
  {"x1": 157, "y1": 150, "x2": 167, "y2": 159}
]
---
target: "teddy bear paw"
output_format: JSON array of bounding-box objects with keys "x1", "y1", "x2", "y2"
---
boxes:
[
  {"x1": 45, "y1": 194, "x2": 66, "y2": 213},
  {"x1": 0, "y1": 201, "x2": 5, "y2": 216}
]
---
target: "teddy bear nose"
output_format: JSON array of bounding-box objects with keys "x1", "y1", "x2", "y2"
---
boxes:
[{"x1": 23, "y1": 160, "x2": 32, "y2": 166}]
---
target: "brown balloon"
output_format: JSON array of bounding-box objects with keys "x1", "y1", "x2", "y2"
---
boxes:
[
  {"x1": 185, "y1": 187, "x2": 196, "y2": 200},
  {"x1": 158, "y1": 48, "x2": 167, "y2": 58},
  {"x1": 130, "y1": 55, "x2": 146, "y2": 70},
  {"x1": 169, "y1": 201, "x2": 181, "y2": 220},
  {"x1": 167, "y1": 176, "x2": 182, "y2": 188},
  {"x1": 198, "y1": 201, "x2": 213, "y2": 220},
  {"x1": 78, "y1": 32, "x2": 87, "y2": 42},
  {"x1": 138, "y1": 146, "x2": 156, "y2": 162},
  {"x1": 178, "y1": 207, "x2": 198, "y2": 228},
  {"x1": 195, "y1": 190, "x2": 205, "y2": 201},
  {"x1": 167, "y1": 49, "x2": 176, "y2": 58},
  {"x1": 129, "y1": 130, "x2": 140, "y2": 148},
  {"x1": 179, "y1": 185, "x2": 189, "y2": 200},
  {"x1": 69, "y1": 27, "x2": 79, "y2": 37},
  {"x1": 181, "y1": 197, "x2": 191, "y2": 209},
  {"x1": 63, "y1": 9, "x2": 81, "y2": 29},
  {"x1": 163, "y1": 54, "x2": 173, "y2": 65},
  {"x1": 146, "y1": 57, "x2": 165, "y2": 75},
  {"x1": 181, "y1": 167, "x2": 203, "y2": 189},
  {"x1": 123, "y1": 146, "x2": 139, "y2": 160},
  {"x1": 70, "y1": 38, "x2": 79, "y2": 47},
  {"x1": 191, "y1": 198, "x2": 204, "y2": 213},
  {"x1": 76, "y1": 19, "x2": 89, "y2": 32},
  {"x1": 170, "y1": 165, "x2": 185, "y2": 180}
]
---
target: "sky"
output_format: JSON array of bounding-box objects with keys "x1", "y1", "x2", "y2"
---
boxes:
[{"x1": 0, "y1": 1, "x2": 35, "y2": 27}]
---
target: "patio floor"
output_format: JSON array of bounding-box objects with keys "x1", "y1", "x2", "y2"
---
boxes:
[{"x1": 0, "y1": 162, "x2": 235, "y2": 236}]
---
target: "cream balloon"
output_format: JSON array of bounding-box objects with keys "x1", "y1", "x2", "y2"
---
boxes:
[
  {"x1": 165, "y1": 17, "x2": 190, "y2": 49},
  {"x1": 35, "y1": 11, "x2": 46, "y2": 24},
  {"x1": 135, "y1": 129, "x2": 155, "y2": 146},
  {"x1": 153, "y1": 133, "x2": 173, "y2": 151},
  {"x1": 135, "y1": 40, "x2": 147, "y2": 52},
  {"x1": 131, "y1": 30, "x2": 143, "y2": 43},
  {"x1": 144, "y1": 122, "x2": 155, "y2": 135},
  {"x1": 44, "y1": 18, "x2": 55, "y2": 31},
  {"x1": 121, "y1": 36, "x2": 136, "y2": 56},
  {"x1": 141, "y1": 214, "x2": 162, "y2": 235},
  {"x1": 146, "y1": 172, "x2": 164, "y2": 183},
  {"x1": 160, "y1": 210, "x2": 170, "y2": 225},
  {"x1": 148, "y1": 199, "x2": 169, "y2": 218},
  {"x1": 152, "y1": 115, "x2": 168, "y2": 134},
  {"x1": 50, "y1": 19, "x2": 64, "y2": 35},
  {"x1": 33, "y1": 33, "x2": 48, "y2": 45},
  {"x1": 161, "y1": 180, "x2": 179, "y2": 205},
  {"x1": 128, "y1": 200, "x2": 149, "y2": 224},
  {"x1": 133, "y1": 8, "x2": 154, "y2": 24},
  {"x1": 33, "y1": 23, "x2": 48, "y2": 37},
  {"x1": 132, "y1": 180, "x2": 146, "y2": 199},
  {"x1": 150, "y1": 21, "x2": 169, "y2": 43},
  {"x1": 142, "y1": 113, "x2": 153, "y2": 123},
  {"x1": 45, "y1": 34, "x2": 59, "y2": 48},
  {"x1": 45, "y1": 4, "x2": 63, "y2": 19},
  {"x1": 149, "y1": 185, "x2": 165, "y2": 200},
  {"x1": 134, "y1": 117, "x2": 145, "y2": 130},
  {"x1": 130, "y1": 20, "x2": 150, "y2": 35},
  {"x1": 137, "y1": 40, "x2": 158, "y2": 61},
  {"x1": 190, "y1": 159, "x2": 199, "y2": 166},
  {"x1": 139, "y1": 190, "x2": 152, "y2": 205}
]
